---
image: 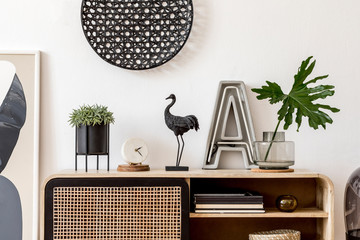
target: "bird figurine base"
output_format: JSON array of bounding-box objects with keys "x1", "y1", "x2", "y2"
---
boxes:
[{"x1": 165, "y1": 166, "x2": 189, "y2": 171}]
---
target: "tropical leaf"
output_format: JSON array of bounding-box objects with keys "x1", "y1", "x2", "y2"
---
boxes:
[
  {"x1": 252, "y1": 56, "x2": 340, "y2": 131},
  {"x1": 0, "y1": 74, "x2": 26, "y2": 173}
]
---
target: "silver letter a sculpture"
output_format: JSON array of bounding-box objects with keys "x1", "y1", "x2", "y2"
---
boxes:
[{"x1": 203, "y1": 81, "x2": 256, "y2": 169}]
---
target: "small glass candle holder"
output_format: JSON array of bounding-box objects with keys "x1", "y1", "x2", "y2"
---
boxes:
[{"x1": 276, "y1": 195, "x2": 298, "y2": 212}]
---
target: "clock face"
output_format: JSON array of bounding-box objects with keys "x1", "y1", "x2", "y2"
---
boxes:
[{"x1": 121, "y1": 138, "x2": 149, "y2": 164}]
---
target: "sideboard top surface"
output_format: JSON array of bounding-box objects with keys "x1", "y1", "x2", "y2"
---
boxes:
[{"x1": 46, "y1": 169, "x2": 329, "y2": 180}]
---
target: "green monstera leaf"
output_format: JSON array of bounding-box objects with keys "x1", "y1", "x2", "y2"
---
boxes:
[
  {"x1": 252, "y1": 56, "x2": 340, "y2": 132},
  {"x1": 252, "y1": 56, "x2": 340, "y2": 161}
]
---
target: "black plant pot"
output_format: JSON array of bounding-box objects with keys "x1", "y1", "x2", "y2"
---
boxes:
[{"x1": 76, "y1": 124, "x2": 109, "y2": 155}]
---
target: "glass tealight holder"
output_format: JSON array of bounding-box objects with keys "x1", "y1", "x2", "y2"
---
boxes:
[
  {"x1": 253, "y1": 131, "x2": 294, "y2": 169},
  {"x1": 276, "y1": 195, "x2": 298, "y2": 212}
]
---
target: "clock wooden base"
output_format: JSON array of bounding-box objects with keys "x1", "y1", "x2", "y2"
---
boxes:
[{"x1": 117, "y1": 164, "x2": 150, "y2": 172}]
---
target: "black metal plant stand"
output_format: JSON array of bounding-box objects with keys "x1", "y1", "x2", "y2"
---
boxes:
[{"x1": 75, "y1": 125, "x2": 110, "y2": 172}]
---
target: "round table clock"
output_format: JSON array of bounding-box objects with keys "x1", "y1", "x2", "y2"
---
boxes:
[{"x1": 117, "y1": 138, "x2": 150, "y2": 172}]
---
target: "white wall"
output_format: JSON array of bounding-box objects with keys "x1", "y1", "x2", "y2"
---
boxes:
[{"x1": 1, "y1": 0, "x2": 360, "y2": 239}]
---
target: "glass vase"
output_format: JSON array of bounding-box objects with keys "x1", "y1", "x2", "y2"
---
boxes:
[
  {"x1": 345, "y1": 167, "x2": 360, "y2": 239},
  {"x1": 253, "y1": 131, "x2": 294, "y2": 169}
]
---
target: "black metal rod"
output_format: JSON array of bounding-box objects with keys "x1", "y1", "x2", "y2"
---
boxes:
[
  {"x1": 85, "y1": 126, "x2": 88, "y2": 172},
  {"x1": 75, "y1": 128, "x2": 78, "y2": 171},
  {"x1": 107, "y1": 125, "x2": 110, "y2": 171}
]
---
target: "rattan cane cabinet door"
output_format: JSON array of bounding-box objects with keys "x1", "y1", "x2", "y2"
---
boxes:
[{"x1": 44, "y1": 178, "x2": 189, "y2": 240}]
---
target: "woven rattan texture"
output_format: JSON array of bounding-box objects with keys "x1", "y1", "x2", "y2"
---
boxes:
[
  {"x1": 53, "y1": 186, "x2": 182, "y2": 239},
  {"x1": 81, "y1": 0, "x2": 193, "y2": 70},
  {"x1": 249, "y1": 229, "x2": 301, "y2": 240}
]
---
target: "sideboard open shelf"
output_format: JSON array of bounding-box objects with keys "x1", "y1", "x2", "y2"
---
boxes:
[{"x1": 41, "y1": 169, "x2": 334, "y2": 240}]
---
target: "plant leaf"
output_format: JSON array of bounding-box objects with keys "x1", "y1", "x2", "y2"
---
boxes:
[
  {"x1": 252, "y1": 56, "x2": 340, "y2": 131},
  {"x1": 252, "y1": 81, "x2": 286, "y2": 104}
]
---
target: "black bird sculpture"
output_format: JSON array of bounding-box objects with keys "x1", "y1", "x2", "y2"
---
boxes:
[{"x1": 164, "y1": 94, "x2": 199, "y2": 171}]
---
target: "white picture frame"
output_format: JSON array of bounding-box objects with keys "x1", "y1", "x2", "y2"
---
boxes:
[{"x1": 0, "y1": 51, "x2": 40, "y2": 240}]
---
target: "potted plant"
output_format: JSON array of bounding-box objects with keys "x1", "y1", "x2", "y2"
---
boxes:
[
  {"x1": 251, "y1": 56, "x2": 340, "y2": 168},
  {"x1": 69, "y1": 104, "x2": 115, "y2": 156}
]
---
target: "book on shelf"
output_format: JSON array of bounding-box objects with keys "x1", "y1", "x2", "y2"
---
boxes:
[
  {"x1": 195, "y1": 203, "x2": 264, "y2": 209},
  {"x1": 194, "y1": 198, "x2": 263, "y2": 204},
  {"x1": 194, "y1": 192, "x2": 259, "y2": 197},
  {"x1": 194, "y1": 192, "x2": 263, "y2": 198},
  {"x1": 194, "y1": 192, "x2": 263, "y2": 204},
  {"x1": 194, "y1": 209, "x2": 265, "y2": 214}
]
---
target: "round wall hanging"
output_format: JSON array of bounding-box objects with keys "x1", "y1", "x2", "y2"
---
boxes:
[{"x1": 81, "y1": 0, "x2": 193, "y2": 70}]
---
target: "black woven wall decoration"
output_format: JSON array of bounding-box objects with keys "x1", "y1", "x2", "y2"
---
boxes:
[{"x1": 81, "y1": 0, "x2": 194, "y2": 70}]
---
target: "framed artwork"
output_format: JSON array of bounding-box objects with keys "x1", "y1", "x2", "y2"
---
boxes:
[{"x1": 0, "y1": 51, "x2": 40, "y2": 240}]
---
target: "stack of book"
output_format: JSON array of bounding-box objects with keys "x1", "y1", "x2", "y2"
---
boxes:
[{"x1": 194, "y1": 192, "x2": 265, "y2": 213}]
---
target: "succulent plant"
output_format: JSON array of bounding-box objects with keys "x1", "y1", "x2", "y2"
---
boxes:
[{"x1": 69, "y1": 104, "x2": 115, "y2": 127}]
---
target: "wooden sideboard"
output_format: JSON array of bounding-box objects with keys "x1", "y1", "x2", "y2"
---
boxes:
[{"x1": 41, "y1": 169, "x2": 334, "y2": 240}]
